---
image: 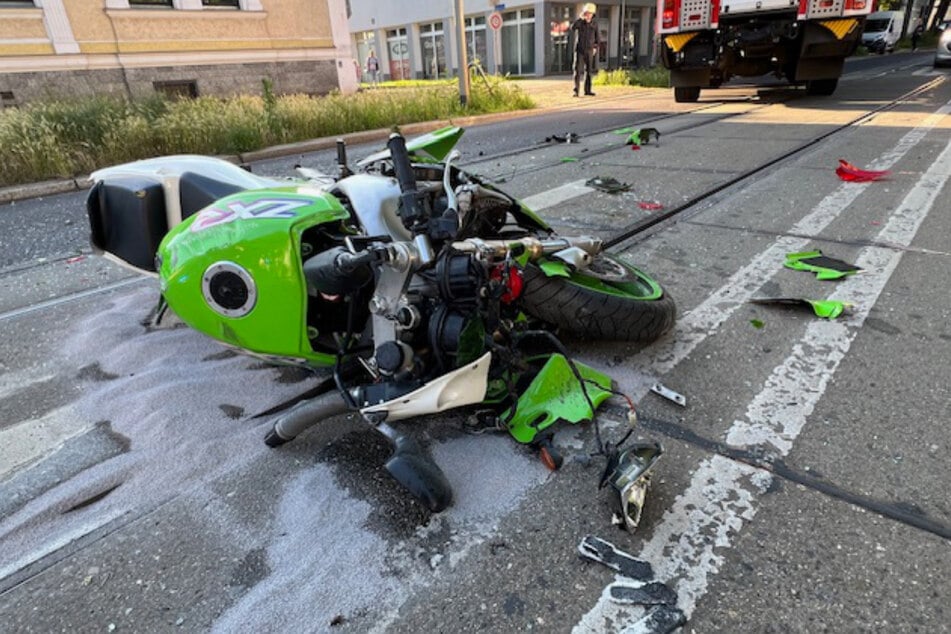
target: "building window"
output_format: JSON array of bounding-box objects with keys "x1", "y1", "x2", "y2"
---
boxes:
[
  {"x1": 465, "y1": 16, "x2": 487, "y2": 67},
  {"x1": 386, "y1": 28, "x2": 410, "y2": 81},
  {"x1": 202, "y1": 0, "x2": 239, "y2": 7},
  {"x1": 501, "y1": 8, "x2": 535, "y2": 76},
  {"x1": 419, "y1": 21, "x2": 446, "y2": 79},
  {"x1": 1, "y1": 91, "x2": 16, "y2": 108},
  {"x1": 0, "y1": 1, "x2": 37, "y2": 7},
  {"x1": 128, "y1": 0, "x2": 173, "y2": 6},
  {"x1": 154, "y1": 80, "x2": 198, "y2": 99},
  {"x1": 548, "y1": 5, "x2": 573, "y2": 73}
]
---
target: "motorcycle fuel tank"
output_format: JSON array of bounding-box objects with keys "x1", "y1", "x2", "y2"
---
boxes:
[{"x1": 157, "y1": 187, "x2": 350, "y2": 364}]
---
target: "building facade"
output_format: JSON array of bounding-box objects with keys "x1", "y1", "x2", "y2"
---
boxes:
[
  {"x1": 348, "y1": 1, "x2": 656, "y2": 82},
  {"x1": 0, "y1": 0, "x2": 356, "y2": 107}
]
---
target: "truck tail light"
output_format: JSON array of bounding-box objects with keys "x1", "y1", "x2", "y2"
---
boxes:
[
  {"x1": 843, "y1": 0, "x2": 867, "y2": 9},
  {"x1": 710, "y1": 0, "x2": 720, "y2": 26},
  {"x1": 798, "y1": 0, "x2": 808, "y2": 18},
  {"x1": 662, "y1": 0, "x2": 680, "y2": 29}
]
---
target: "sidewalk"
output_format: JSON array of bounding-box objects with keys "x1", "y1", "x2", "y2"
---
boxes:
[{"x1": 0, "y1": 78, "x2": 652, "y2": 205}]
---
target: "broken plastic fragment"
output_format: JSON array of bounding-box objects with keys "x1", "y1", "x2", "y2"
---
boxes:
[
  {"x1": 836, "y1": 159, "x2": 890, "y2": 182},
  {"x1": 784, "y1": 250, "x2": 861, "y2": 280},
  {"x1": 586, "y1": 176, "x2": 630, "y2": 194},
  {"x1": 750, "y1": 297, "x2": 853, "y2": 320},
  {"x1": 609, "y1": 581, "x2": 679, "y2": 607},
  {"x1": 750, "y1": 318, "x2": 765, "y2": 329},
  {"x1": 578, "y1": 535, "x2": 653, "y2": 580},
  {"x1": 630, "y1": 604, "x2": 687, "y2": 634},
  {"x1": 638, "y1": 201, "x2": 664, "y2": 211},
  {"x1": 560, "y1": 157, "x2": 579, "y2": 163},
  {"x1": 650, "y1": 383, "x2": 685, "y2": 407},
  {"x1": 545, "y1": 132, "x2": 580, "y2": 144}
]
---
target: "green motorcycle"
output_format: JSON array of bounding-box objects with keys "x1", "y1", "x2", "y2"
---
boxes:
[{"x1": 86, "y1": 127, "x2": 674, "y2": 529}]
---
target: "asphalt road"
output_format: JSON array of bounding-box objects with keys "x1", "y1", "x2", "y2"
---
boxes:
[{"x1": 1, "y1": 52, "x2": 949, "y2": 633}]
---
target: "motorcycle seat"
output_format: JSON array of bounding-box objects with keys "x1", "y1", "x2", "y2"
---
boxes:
[{"x1": 179, "y1": 171, "x2": 246, "y2": 219}]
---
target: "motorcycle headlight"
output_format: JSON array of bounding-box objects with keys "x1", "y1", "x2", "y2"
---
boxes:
[{"x1": 606, "y1": 442, "x2": 663, "y2": 532}]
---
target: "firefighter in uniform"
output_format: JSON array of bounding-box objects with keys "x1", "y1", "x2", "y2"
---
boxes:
[{"x1": 571, "y1": 3, "x2": 600, "y2": 96}]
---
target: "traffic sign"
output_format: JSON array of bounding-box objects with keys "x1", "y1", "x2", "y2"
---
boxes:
[{"x1": 488, "y1": 11, "x2": 503, "y2": 31}]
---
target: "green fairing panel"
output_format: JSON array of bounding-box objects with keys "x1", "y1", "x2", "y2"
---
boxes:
[
  {"x1": 406, "y1": 126, "x2": 465, "y2": 162},
  {"x1": 158, "y1": 187, "x2": 348, "y2": 364},
  {"x1": 503, "y1": 354, "x2": 613, "y2": 444}
]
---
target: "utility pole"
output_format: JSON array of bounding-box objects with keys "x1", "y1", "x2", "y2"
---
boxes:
[{"x1": 454, "y1": 0, "x2": 470, "y2": 106}]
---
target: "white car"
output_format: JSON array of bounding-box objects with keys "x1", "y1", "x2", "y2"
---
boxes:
[{"x1": 936, "y1": 26, "x2": 951, "y2": 68}]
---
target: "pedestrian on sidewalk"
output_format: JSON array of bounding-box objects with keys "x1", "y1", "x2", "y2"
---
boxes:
[
  {"x1": 911, "y1": 19, "x2": 923, "y2": 51},
  {"x1": 366, "y1": 50, "x2": 380, "y2": 86},
  {"x1": 571, "y1": 3, "x2": 600, "y2": 97}
]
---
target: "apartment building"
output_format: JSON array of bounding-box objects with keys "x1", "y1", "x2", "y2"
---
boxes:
[
  {"x1": 348, "y1": 1, "x2": 656, "y2": 82},
  {"x1": 0, "y1": 0, "x2": 355, "y2": 107}
]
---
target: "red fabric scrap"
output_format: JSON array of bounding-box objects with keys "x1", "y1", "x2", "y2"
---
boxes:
[
  {"x1": 638, "y1": 201, "x2": 664, "y2": 211},
  {"x1": 630, "y1": 144, "x2": 641, "y2": 151},
  {"x1": 836, "y1": 159, "x2": 889, "y2": 182}
]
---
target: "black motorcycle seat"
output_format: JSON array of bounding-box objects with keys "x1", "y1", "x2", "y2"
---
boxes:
[{"x1": 179, "y1": 171, "x2": 245, "y2": 219}]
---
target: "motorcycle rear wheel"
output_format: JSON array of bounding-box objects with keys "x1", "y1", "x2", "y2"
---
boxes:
[{"x1": 520, "y1": 254, "x2": 676, "y2": 343}]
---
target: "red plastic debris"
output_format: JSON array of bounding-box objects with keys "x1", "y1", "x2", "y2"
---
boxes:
[
  {"x1": 630, "y1": 144, "x2": 641, "y2": 151},
  {"x1": 66, "y1": 255, "x2": 86, "y2": 264},
  {"x1": 638, "y1": 201, "x2": 664, "y2": 211},
  {"x1": 836, "y1": 159, "x2": 889, "y2": 182}
]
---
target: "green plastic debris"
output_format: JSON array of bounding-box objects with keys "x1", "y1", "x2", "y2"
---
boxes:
[
  {"x1": 784, "y1": 250, "x2": 861, "y2": 280},
  {"x1": 750, "y1": 297, "x2": 853, "y2": 320},
  {"x1": 561, "y1": 157, "x2": 580, "y2": 163},
  {"x1": 750, "y1": 319, "x2": 765, "y2": 329},
  {"x1": 539, "y1": 259, "x2": 572, "y2": 278},
  {"x1": 613, "y1": 126, "x2": 637, "y2": 135}
]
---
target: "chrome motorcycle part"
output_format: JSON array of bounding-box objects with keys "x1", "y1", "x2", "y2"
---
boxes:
[
  {"x1": 606, "y1": 443, "x2": 663, "y2": 532},
  {"x1": 201, "y1": 261, "x2": 256, "y2": 317},
  {"x1": 650, "y1": 383, "x2": 686, "y2": 407},
  {"x1": 551, "y1": 246, "x2": 593, "y2": 269}
]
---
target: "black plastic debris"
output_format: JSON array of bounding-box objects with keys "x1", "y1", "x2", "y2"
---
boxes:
[
  {"x1": 545, "y1": 132, "x2": 580, "y2": 143},
  {"x1": 784, "y1": 250, "x2": 862, "y2": 280},
  {"x1": 578, "y1": 535, "x2": 653, "y2": 580},
  {"x1": 609, "y1": 581, "x2": 678, "y2": 606},
  {"x1": 631, "y1": 604, "x2": 687, "y2": 634},
  {"x1": 586, "y1": 177, "x2": 631, "y2": 194},
  {"x1": 626, "y1": 127, "x2": 661, "y2": 146}
]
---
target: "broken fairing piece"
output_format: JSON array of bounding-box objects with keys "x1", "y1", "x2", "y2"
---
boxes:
[
  {"x1": 836, "y1": 159, "x2": 890, "y2": 182},
  {"x1": 608, "y1": 581, "x2": 679, "y2": 606},
  {"x1": 578, "y1": 535, "x2": 653, "y2": 580},
  {"x1": 750, "y1": 297, "x2": 853, "y2": 320},
  {"x1": 650, "y1": 383, "x2": 685, "y2": 407},
  {"x1": 586, "y1": 177, "x2": 630, "y2": 194},
  {"x1": 784, "y1": 250, "x2": 861, "y2": 280},
  {"x1": 604, "y1": 443, "x2": 663, "y2": 531},
  {"x1": 625, "y1": 128, "x2": 661, "y2": 147}
]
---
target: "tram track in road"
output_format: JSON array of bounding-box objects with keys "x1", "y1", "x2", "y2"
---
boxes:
[{"x1": 0, "y1": 75, "x2": 943, "y2": 325}]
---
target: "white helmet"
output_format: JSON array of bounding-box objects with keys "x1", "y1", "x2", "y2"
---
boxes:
[{"x1": 582, "y1": 3, "x2": 596, "y2": 15}]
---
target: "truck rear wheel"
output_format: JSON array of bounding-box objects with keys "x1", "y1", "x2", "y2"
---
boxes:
[
  {"x1": 805, "y1": 78, "x2": 838, "y2": 96},
  {"x1": 674, "y1": 86, "x2": 701, "y2": 103}
]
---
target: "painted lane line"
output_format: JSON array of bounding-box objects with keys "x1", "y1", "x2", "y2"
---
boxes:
[
  {"x1": 576, "y1": 104, "x2": 951, "y2": 632},
  {"x1": 621, "y1": 101, "x2": 951, "y2": 391},
  {"x1": 519, "y1": 179, "x2": 594, "y2": 211},
  {"x1": 0, "y1": 276, "x2": 147, "y2": 323}
]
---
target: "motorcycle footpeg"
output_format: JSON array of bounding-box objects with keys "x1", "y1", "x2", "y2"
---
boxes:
[{"x1": 384, "y1": 434, "x2": 453, "y2": 513}]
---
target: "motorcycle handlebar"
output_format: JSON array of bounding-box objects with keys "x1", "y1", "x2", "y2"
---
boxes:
[{"x1": 386, "y1": 133, "x2": 426, "y2": 232}]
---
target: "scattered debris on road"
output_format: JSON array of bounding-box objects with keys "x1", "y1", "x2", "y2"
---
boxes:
[
  {"x1": 785, "y1": 250, "x2": 861, "y2": 280},
  {"x1": 586, "y1": 176, "x2": 630, "y2": 194},
  {"x1": 836, "y1": 159, "x2": 890, "y2": 182},
  {"x1": 650, "y1": 383, "x2": 686, "y2": 407},
  {"x1": 750, "y1": 297, "x2": 853, "y2": 320}
]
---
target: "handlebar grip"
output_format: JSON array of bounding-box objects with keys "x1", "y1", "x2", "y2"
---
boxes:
[{"x1": 386, "y1": 133, "x2": 418, "y2": 195}]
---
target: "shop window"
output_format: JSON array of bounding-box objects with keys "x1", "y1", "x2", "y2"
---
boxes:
[
  {"x1": 465, "y1": 16, "x2": 487, "y2": 67},
  {"x1": 420, "y1": 21, "x2": 446, "y2": 79},
  {"x1": 386, "y1": 27, "x2": 410, "y2": 81},
  {"x1": 501, "y1": 9, "x2": 535, "y2": 76},
  {"x1": 129, "y1": 0, "x2": 173, "y2": 6},
  {"x1": 202, "y1": 0, "x2": 239, "y2": 7}
]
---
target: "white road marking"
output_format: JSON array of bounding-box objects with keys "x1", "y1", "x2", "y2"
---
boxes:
[
  {"x1": 575, "y1": 102, "x2": 951, "y2": 632},
  {"x1": 520, "y1": 179, "x2": 594, "y2": 211}
]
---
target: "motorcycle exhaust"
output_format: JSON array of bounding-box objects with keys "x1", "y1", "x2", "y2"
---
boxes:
[{"x1": 264, "y1": 390, "x2": 349, "y2": 447}]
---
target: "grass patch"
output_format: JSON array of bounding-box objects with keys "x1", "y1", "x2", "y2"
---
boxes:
[
  {"x1": 593, "y1": 66, "x2": 670, "y2": 88},
  {"x1": 0, "y1": 77, "x2": 533, "y2": 188}
]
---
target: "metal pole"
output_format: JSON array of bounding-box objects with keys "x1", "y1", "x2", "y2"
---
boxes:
[{"x1": 454, "y1": 0, "x2": 470, "y2": 106}]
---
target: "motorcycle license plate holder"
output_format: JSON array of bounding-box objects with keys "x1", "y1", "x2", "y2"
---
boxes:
[{"x1": 502, "y1": 354, "x2": 613, "y2": 444}]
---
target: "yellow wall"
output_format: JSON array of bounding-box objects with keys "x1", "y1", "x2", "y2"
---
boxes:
[{"x1": 0, "y1": 0, "x2": 336, "y2": 57}]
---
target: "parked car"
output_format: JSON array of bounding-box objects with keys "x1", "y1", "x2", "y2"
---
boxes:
[
  {"x1": 862, "y1": 11, "x2": 904, "y2": 54},
  {"x1": 936, "y1": 26, "x2": 951, "y2": 67}
]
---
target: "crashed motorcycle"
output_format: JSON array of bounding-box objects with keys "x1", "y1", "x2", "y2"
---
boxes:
[{"x1": 86, "y1": 126, "x2": 674, "y2": 529}]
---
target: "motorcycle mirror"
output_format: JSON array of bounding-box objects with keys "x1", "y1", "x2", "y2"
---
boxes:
[{"x1": 607, "y1": 442, "x2": 663, "y2": 531}]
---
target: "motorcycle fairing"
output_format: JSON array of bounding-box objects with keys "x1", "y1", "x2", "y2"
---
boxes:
[
  {"x1": 502, "y1": 354, "x2": 613, "y2": 444},
  {"x1": 357, "y1": 126, "x2": 465, "y2": 167},
  {"x1": 360, "y1": 352, "x2": 492, "y2": 422},
  {"x1": 158, "y1": 188, "x2": 349, "y2": 365}
]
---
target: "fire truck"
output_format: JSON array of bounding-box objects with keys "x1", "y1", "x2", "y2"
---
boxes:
[{"x1": 657, "y1": 0, "x2": 874, "y2": 101}]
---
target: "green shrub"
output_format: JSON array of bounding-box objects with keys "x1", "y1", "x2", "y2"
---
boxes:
[
  {"x1": 593, "y1": 66, "x2": 670, "y2": 88},
  {"x1": 0, "y1": 79, "x2": 535, "y2": 188}
]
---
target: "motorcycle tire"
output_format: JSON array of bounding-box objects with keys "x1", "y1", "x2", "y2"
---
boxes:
[{"x1": 519, "y1": 254, "x2": 675, "y2": 343}]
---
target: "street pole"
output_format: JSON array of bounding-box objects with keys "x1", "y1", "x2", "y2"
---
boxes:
[{"x1": 454, "y1": 0, "x2": 470, "y2": 106}]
